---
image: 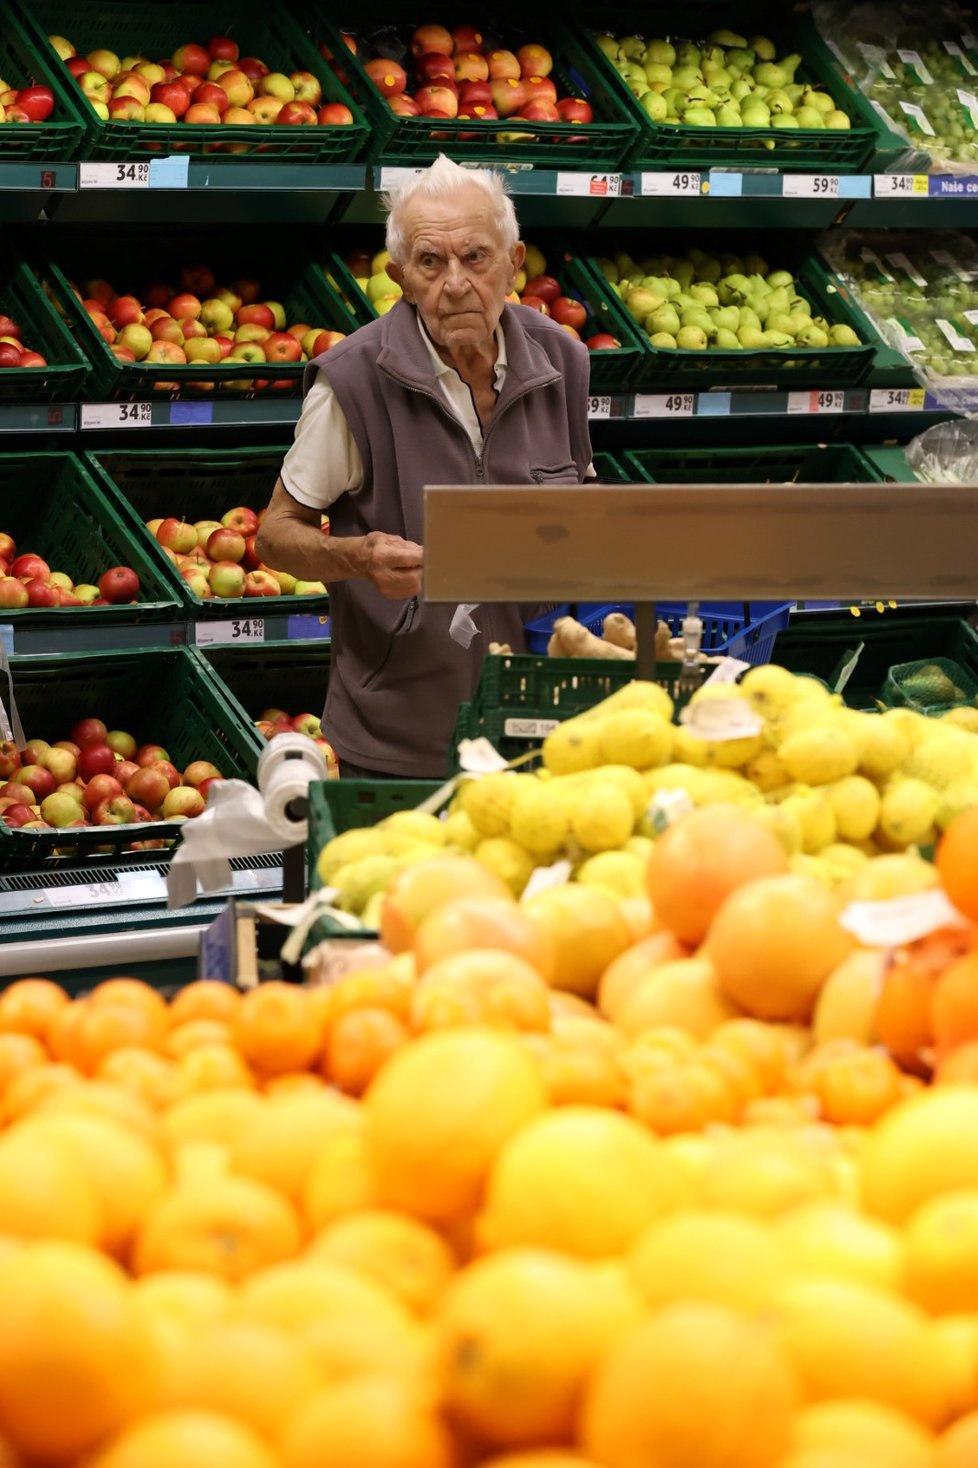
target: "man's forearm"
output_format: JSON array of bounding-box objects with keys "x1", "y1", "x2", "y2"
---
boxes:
[{"x1": 255, "y1": 518, "x2": 365, "y2": 585}]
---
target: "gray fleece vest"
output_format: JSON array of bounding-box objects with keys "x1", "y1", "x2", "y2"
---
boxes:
[{"x1": 302, "y1": 299, "x2": 592, "y2": 778}]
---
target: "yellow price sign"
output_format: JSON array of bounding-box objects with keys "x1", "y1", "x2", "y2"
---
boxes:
[
  {"x1": 908, "y1": 388, "x2": 926, "y2": 407},
  {"x1": 912, "y1": 174, "x2": 930, "y2": 193}
]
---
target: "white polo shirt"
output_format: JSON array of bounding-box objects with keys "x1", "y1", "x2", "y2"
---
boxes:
[{"x1": 280, "y1": 314, "x2": 507, "y2": 512}]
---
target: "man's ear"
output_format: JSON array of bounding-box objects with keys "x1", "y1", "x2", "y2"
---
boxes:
[
  {"x1": 387, "y1": 260, "x2": 405, "y2": 287},
  {"x1": 509, "y1": 241, "x2": 526, "y2": 289}
]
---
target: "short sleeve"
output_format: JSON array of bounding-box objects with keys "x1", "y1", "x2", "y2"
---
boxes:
[{"x1": 280, "y1": 376, "x2": 364, "y2": 511}]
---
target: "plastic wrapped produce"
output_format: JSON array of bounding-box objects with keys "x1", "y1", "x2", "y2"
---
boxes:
[{"x1": 905, "y1": 419, "x2": 978, "y2": 481}]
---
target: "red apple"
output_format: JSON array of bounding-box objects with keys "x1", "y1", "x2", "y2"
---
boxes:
[
  {"x1": 162, "y1": 785, "x2": 205, "y2": 819},
  {"x1": 292, "y1": 712, "x2": 322, "y2": 737},
  {"x1": 364, "y1": 58, "x2": 407, "y2": 97},
  {"x1": 152, "y1": 760, "x2": 182, "y2": 790},
  {"x1": 0, "y1": 579, "x2": 28, "y2": 610},
  {"x1": 276, "y1": 100, "x2": 317, "y2": 126},
  {"x1": 71, "y1": 717, "x2": 108, "y2": 748},
  {"x1": 197, "y1": 775, "x2": 225, "y2": 800},
  {"x1": 556, "y1": 96, "x2": 593, "y2": 123},
  {"x1": 92, "y1": 794, "x2": 136, "y2": 826},
  {"x1": 457, "y1": 79, "x2": 492, "y2": 108},
  {"x1": 522, "y1": 75, "x2": 558, "y2": 104},
  {"x1": 415, "y1": 84, "x2": 459, "y2": 118},
  {"x1": 243, "y1": 570, "x2": 282, "y2": 597},
  {"x1": 77, "y1": 743, "x2": 117, "y2": 781},
  {"x1": 125, "y1": 764, "x2": 170, "y2": 810},
  {"x1": 0, "y1": 741, "x2": 20, "y2": 777},
  {"x1": 106, "y1": 729, "x2": 137, "y2": 759},
  {"x1": 317, "y1": 102, "x2": 354, "y2": 124},
  {"x1": 14, "y1": 351, "x2": 44, "y2": 368},
  {"x1": 487, "y1": 50, "x2": 521, "y2": 80},
  {"x1": 193, "y1": 81, "x2": 229, "y2": 114},
  {"x1": 82, "y1": 772, "x2": 124, "y2": 812},
  {"x1": 136, "y1": 743, "x2": 171, "y2": 767},
  {"x1": 517, "y1": 44, "x2": 553, "y2": 78},
  {"x1": 490, "y1": 77, "x2": 527, "y2": 116},
  {"x1": 387, "y1": 95, "x2": 420, "y2": 117},
  {"x1": 0, "y1": 532, "x2": 15, "y2": 560},
  {"x1": 209, "y1": 561, "x2": 247, "y2": 597},
  {"x1": 411, "y1": 25, "x2": 453, "y2": 57},
  {"x1": 25, "y1": 580, "x2": 59, "y2": 608},
  {"x1": 242, "y1": 534, "x2": 261, "y2": 571},
  {"x1": 208, "y1": 34, "x2": 239, "y2": 62},
  {"x1": 206, "y1": 527, "x2": 246, "y2": 563},
  {"x1": 183, "y1": 759, "x2": 222, "y2": 788},
  {"x1": 0, "y1": 343, "x2": 22, "y2": 367},
  {"x1": 415, "y1": 52, "x2": 455, "y2": 84},
  {"x1": 523, "y1": 275, "x2": 562, "y2": 304},
  {"x1": 10, "y1": 553, "x2": 49, "y2": 582},
  {"x1": 3, "y1": 805, "x2": 36, "y2": 828},
  {"x1": 157, "y1": 518, "x2": 198, "y2": 554},
  {"x1": 16, "y1": 85, "x2": 55, "y2": 121},
  {"x1": 236, "y1": 302, "x2": 274, "y2": 330},
  {"x1": 519, "y1": 295, "x2": 551, "y2": 314},
  {"x1": 18, "y1": 765, "x2": 56, "y2": 800},
  {"x1": 216, "y1": 69, "x2": 253, "y2": 107},
  {"x1": 38, "y1": 747, "x2": 76, "y2": 783},
  {"x1": 114, "y1": 758, "x2": 139, "y2": 786},
  {"x1": 23, "y1": 738, "x2": 51, "y2": 764},
  {"x1": 237, "y1": 56, "x2": 269, "y2": 82},
  {"x1": 221, "y1": 505, "x2": 259, "y2": 535},
  {"x1": 172, "y1": 42, "x2": 210, "y2": 75},
  {"x1": 98, "y1": 566, "x2": 140, "y2": 603},
  {"x1": 263, "y1": 332, "x2": 302, "y2": 363},
  {"x1": 289, "y1": 72, "x2": 322, "y2": 106},
  {"x1": 519, "y1": 99, "x2": 560, "y2": 121}
]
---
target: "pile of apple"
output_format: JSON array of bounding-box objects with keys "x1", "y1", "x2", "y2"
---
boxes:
[
  {"x1": 0, "y1": 535, "x2": 139, "y2": 610},
  {"x1": 48, "y1": 31, "x2": 354, "y2": 128},
  {"x1": 327, "y1": 22, "x2": 594, "y2": 126},
  {"x1": 72, "y1": 261, "x2": 345, "y2": 372},
  {"x1": 0, "y1": 76, "x2": 57, "y2": 126},
  {"x1": 148, "y1": 505, "x2": 327, "y2": 600},
  {"x1": 597, "y1": 27, "x2": 852, "y2": 133},
  {"x1": 0, "y1": 309, "x2": 47, "y2": 370},
  {"x1": 0, "y1": 717, "x2": 223, "y2": 834},
  {"x1": 255, "y1": 707, "x2": 337, "y2": 773}
]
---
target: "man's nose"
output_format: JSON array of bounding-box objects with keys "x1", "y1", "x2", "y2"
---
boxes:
[{"x1": 443, "y1": 259, "x2": 472, "y2": 293}]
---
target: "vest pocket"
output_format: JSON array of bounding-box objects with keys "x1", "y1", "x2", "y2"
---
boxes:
[
  {"x1": 531, "y1": 463, "x2": 580, "y2": 485},
  {"x1": 361, "y1": 596, "x2": 418, "y2": 691}
]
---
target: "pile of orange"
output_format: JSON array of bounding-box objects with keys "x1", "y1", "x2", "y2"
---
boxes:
[{"x1": 0, "y1": 806, "x2": 973, "y2": 1465}]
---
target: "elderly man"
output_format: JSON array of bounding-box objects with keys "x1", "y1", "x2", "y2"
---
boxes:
[{"x1": 256, "y1": 153, "x2": 592, "y2": 779}]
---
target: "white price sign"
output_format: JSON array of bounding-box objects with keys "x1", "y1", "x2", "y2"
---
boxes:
[
  {"x1": 78, "y1": 160, "x2": 150, "y2": 189},
  {"x1": 587, "y1": 395, "x2": 612, "y2": 419},
  {"x1": 555, "y1": 172, "x2": 621, "y2": 196},
  {"x1": 841, "y1": 890, "x2": 969, "y2": 948},
  {"x1": 781, "y1": 174, "x2": 840, "y2": 198},
  {"x1": 874, "y1": 173, "x2": 930, "y2": 197},
  {"x1": 787, "y1": 389, "x2": 846, "y2": 415},
  {"x1": 869, "y1": 387, "x2": 927, "y2": 412},
  {"x1": 46, "y1": 881, "x2": 124, "y2": 908},
  {"x1": 377, "y1": 167, "x2": 425, "y2": 189},
  {"x1": 633, "y1": 392, "x2": 695, "y2": 418},
  {"x1": 897, "y1": 49, "x2": 934, "y2": 84},
  {"x1": 899, "y1": 100, "x2": 936, "y2": 136},
  {"x1": 80, "y1": 402, "x2": 153, "y2": 429},
  {"x1": 195, "y1": 618, "x2": 265, "y2": 645},
  {"x1": 640, "y1": 171, "x2": 702, "y2": 196},
  {"x1": 945, "y1": 41, "x2": 978, "y2": 76}
]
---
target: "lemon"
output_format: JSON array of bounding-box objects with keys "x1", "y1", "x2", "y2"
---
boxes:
[
  {"x1": 377, "y1": 809, "x2": 448, "y2": 845},
  {"x1": 819, "y1": 843, "x2": 869, "y2": 879},
  {"x1": 840, "y1": 852, "x2": 940, "y2": 903},
  {"x1": 570, "y1": 782, "x2": 635, "y2": 854},
  {"x1": 332, "y1": 853, "x2": 402, "y2": 913},
  {"x1": 780, "y1": 787, "x2": 837, "y2": 853},
  {"x1": 789, "y1": 853, "x2": 840, "y2": 887},
  {"x1": 852, "y1": 714, "x2": 912, "y2": 782},
  {"x1": 597, "y1": 709, "x2": 672, "y2": 769},
  {"x1": 740, "y1": 663, "x2": 802, "y2": 718},
  {"x1": 670, "y1": 725, "x2": 710, "y2": 767},
  {"x1": 625, "y1": 834, "x2": 655, "y2": 862},
  {"x1": 542, "y1": 718, "x2": 603, "y2": 775},
  {"x1": 316, "y1": 827, "x2": 385, "y2": 885},
  {"x1": 442, "y1": 809, "x2": 480, "y2": 851},
  {"x1": 644, "y1": 763, "x2": 711, "y2": 799},
  {"x1": 474, "y1": 837, "x2": 535, "y2": 896},
  {"x1": 579, "y1": 679, "x2": 674, "y2": 724},
  {"x1": 458, "y1": 772, "x2": 520, "y2": 838},
  {"x1": 943, "y1": 706, "x2": 978, "y2": 734},
  {"x1": 509, "y1": 779, "x2": 571, "y2": 859},
  {"x1": 585, "y1": 764, "x2": 648, "y2": 817},
  {"x1": 877, "y1": 779, "x2": 940, "y2": 848},
  {"x1": 904, "y1": 727, "x2": 976, "y2": 791},
  {"x1": 576, "y1": 850, "x2": 647, "y2": 897},
  {"x1": 937, "y1": 776, "x2": 978, "y2": 832},
  {"x1": 750, "y1": 802, "x2": 803, "y2": 856},
  {"x1": 694, "y1": 769, "x2": 761, "y2": 806},
  {"x1": 825, "y1": 776, "x2": 881, "y2": 842},
  {"x1": 880, "y1": 706, "x2": 928, "y2": 751},
  {"x1": 745, "y1": 747, "x2": 792, "y2": 794},
  {"x1": 780, "y1": 726, "x2": 859, "y2": 785}
]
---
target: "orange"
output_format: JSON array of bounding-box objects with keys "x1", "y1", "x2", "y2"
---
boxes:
[
  {"x1": 776, "y1": 1202, "x2": 905, "y2": 1294},
  {"x1": 523, "y1": 884, "x2": 633, "y2": 998},
  {"x1": 132, "y1": 1271, "x2": 232, "y2": 1372},
  {"x1": 167, "y1": 979, "x2": 240, "y2": 1027},
  {"x1": 231, "y1": 982, "x2": 323, "y2": 1077},
  {"x1": 97, "y1": 1046, "x2": 176, "y2": 1107},
  {"x1": 0, "y1": 1033, "x2": 45, "y2": 1093},
  {"x1": 479, "y1": 1106, "x2": 685, "y2": 1259},
  {"x1": 171, "y1": 1042, "x2": 257, "y2": 1098},
  {"x1": 770, "y1": 1276, "x2": 946, "y2": 1426},
  {"x1": 363, "y1": 1029, "x2": 547, "y2": 1223},
  {"x1": 581, "y1": 1301, "x2": 799, "y2": 1468},
  {"x1": 306, "y1": 1208, "x2": 456, "y2": 1315},
  {"x1": 302, "y1": 1123, "x2": 379, "y2": 1230},
  {"x1": 792, "y1": 1400, "x2": 936, "y2": 1468},
  {"x1": 596, "y1": 931, "x2": 690, "y2": 1022},
  {"x1": 90, "y1": 976, "x2": 169, "y2": 1021},
  {"x1": 436, "y1": 1247, "x2": 641, "y2": 1448},
  {"x1": 52, "y1": 998, "x2": 168, "y2": 1073},
  {"x1": 522, "y1": 1020, "x2": 625, "y2": 1109},
  {"x1": 480, "y1": 1457, "x2": 606, "y2": 1468},
  {"x1": 414, "y1": 895, "x2": 556, "y2": 981},
  {"x1": 228, "y1": 1089, "x2": 360, "y2": 1202},
  {"x1": 645, "y1": 803, "x2": 789, "y2": 946},
  {"x1": 614, "y1": 955, "x2": 736, "y2": 1040},
  {"x1": 629, "y1": 1209, "x2": 791, "y2": 1313},
  {"x1": 706, "y1": 874, "x2": 854, "y2": 1023},
  {"x1": 0, "y1": 977, "x2": 67, "y2": 1043},
  {"x1": 87, "y1": 1410, "x2": 278, "y2": 1468},
  {"x1": 936, "y1": 1040, "x2": 978, "y2": 1083},
  {"x1": 0, "y1": 1126, "x2": 102, "y2": 1243},
  {"x1": 281, "y1": 1377, "x2": 456, "y2": 1468},
  {"x1": 11, "y1": 1112, "x2": 166, "y2": 1257},
  {"x1": 0, "y1": 1061, "x2": 79, "y2": 1122},
  {"x1": 877, "y1": 927, "x2": 971, "y2": 1071},
  {"x1": 323, "y1": 1008, "x2": 407, "y2": 1095},
  {"x1": 161, "y1": 1089, "x2": 265, "y2": 1155},
  {"x1": 410, "y1": 949, "x2": 552, "y2": 1033},
  {"x1": 904, "y1": 1190, "x2": 978, "y2": 1314},
  {"x1": 936, "y1": 807, "x2": 978, "y2": 923},
  {"x1": 35, "y1": 1077, "x2": 160, "y2": 1142},
  {"x1": 935, "y1": 1314, "x2": 978, "y2": 1418},
  {"x1": 937, "y1": 1411, "x2": 978, "y2": 1468},
  {"x1": 380, "y1": 853, "x2": 511, "y2": 953},
  {"x1": 163, "y1": 1018, "x2": 233, "y2": 1058},
  {"x1": 324, "y1": 958, "x2": 415, "y2": 1025},
  {"x1": 627, "y1": 1056, "x2": 739, "y2": 1134},
  {"x1": 860, "y1": 1088, "x2": 978, "y2": 1223},
  {"x1": 804, "y1": 1042, "x2": 903, "y2": 1126},
  {"x1": 932, "y1": 953, "x2": 978, "y2": 1061},
  {"x1": 157, "y1": 1320, "x2": 322, "y2": 1441},
  {"x1": 0, "y1": 1241, "x2": 155, "y2": 1462},
  {"x1": 132, "y1": 1155, "x2": 302, "y2": 1281}
]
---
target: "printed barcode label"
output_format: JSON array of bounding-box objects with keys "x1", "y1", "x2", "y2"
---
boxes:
[
  {"x1": 78, "y1": 161, "x2": 150, "y2": 188},
  {"x1": 937, "y1": 317, "x2": 976, "y2": 352}
]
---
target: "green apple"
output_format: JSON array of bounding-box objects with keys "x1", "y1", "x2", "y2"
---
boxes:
[
  {"x1": 649, "y1": 331, "x2": 677, "y2": 349},
  {"x1": 367, "y1": 270, "x2": 401, "y2": 303},
  {"x1": 676, "y1": 325, "x2": 708, "y2": 349}
]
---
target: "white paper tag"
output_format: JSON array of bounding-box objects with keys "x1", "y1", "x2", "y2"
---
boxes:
[
  {"x1": 521, "y1": 858, "x2": 573, "y2": 899},
  {"x1": 78, "y1": 160, "x2": 150, "y2": 189},
  {"x1": 840, "y1": 889, "x2": 969, "y2": 947},
  {"x1": 633, "y1": 392, "x2": 696, "y2": 417},
  {"x1": 502, "y1": 717, "x2": 560, "y2": 739},
  {"x1": 679, "y1": 698, "x2": 764, "y2": 741},
  {"x1": 858, "y1": 41, "x2": 895, "y2": 78},
  {"x1": 457, "y1": 737, "x2": 510, "y2": 774},
  {"x1": 945, "y1": 41, "x2": 978, "y2": 76},
  {"x1": 869, "y1": 387, "x2": 927, "y2": 411},
  {"x1": 886, "y1": 252, "x2": 928, "y2": 288},
  {"x1": 886, "y1": 318, "x2": 926, "y2": 352},
  {"x1": 377, "y1": 167, "x2": 425, "y2": 188},
  {"x1": 702, "y1": 657, "x2": 752, "y2": 686},
  {"x1": 937, "y1": 317, "x2": 976, "y2": 352},
  {"x1": 897, "y1": 49, "x2": 934, "y2": 84},
  {"x1": 958, "y1": 88, "x2": 978, "y2": 126},
  {"x1": 80, "y1": 402, "x2": 153, "y2": 429},
  {"x1": 194, "y1": 618, "x2": 265, "y2": 645},
  {"x1": 588, "y1": 395, "x2": 612, "y2": 419},
  {"x1": 899, "y1": 100, "x2": 936, "y2": 136},
  {"x1": 647, "y1": 787, "x2": 695, "y2": 834},
  {"x1": 555, "y1": 173, "x2": 621, "y2": 197},
  {"x1": 964, "y1": 308, "x2": 978, "y2": 326},
  {"x1": 640, "y1": 171, "x2": 702, "y2": 196},
  {"x1": 782, "y1": 174, "x2": 840, "y2": 198},
  {"x1": 874, "y1": 174, "x2": 929, "y2": 197}
]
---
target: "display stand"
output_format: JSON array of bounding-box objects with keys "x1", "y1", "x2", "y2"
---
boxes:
[{"x1": 423, "y1": 483, "x2": 978, "y2": 674}]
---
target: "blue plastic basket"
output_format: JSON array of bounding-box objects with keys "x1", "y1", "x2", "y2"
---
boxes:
[{"x1": 525, "y1": 602, "x2": 793, "y2": 665}]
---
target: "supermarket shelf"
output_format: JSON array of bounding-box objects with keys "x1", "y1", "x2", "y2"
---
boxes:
[
  {"x1": 0, "y1": 612, "x2": 330, "y2": 657},
  {"x1": 77, "y1": 399, "x2": 304, "y2": 431},
  {"x1": 0, "y1": 403, "x2": 76, "y2": 433}
]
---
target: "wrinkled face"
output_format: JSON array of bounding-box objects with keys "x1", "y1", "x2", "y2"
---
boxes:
[{"x1": 389, "y1": 184, "x2": 525, "y2": 356}]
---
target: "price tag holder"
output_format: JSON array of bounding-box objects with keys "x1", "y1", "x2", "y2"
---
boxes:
[
  {"x1": 899, "y1": 100, "x2": 937, "y2": 136},
  {"x1": 781, "y1": 174, "x2": 840, "y2": 198},
  {"x1": 46, "y1": 880, "x2": 124, "y2": 908},
  {"x1": 633, "y1": 392, "x2": 696, "y2": 418},
  {"x1": 874, "y1": 174, "x2": 930, "y2": 197},
  {"x1": 587, "y1": 395, "x2": 612, "y2": 419},
  {"x1": 945, "y1": 40, "x2": 978, "y2": 76},
  {"x1": 78, "y1": 160, "x2": 150, "y2": 189},
  {"x1": 80, "y1": 402, "x2": 153, "y2": 429},
  {"x1": 787, "y1": 389, "x2": 847, "y2": 415},
  {"x1": 869, "y1": 387, "x2": 927, "y2": 412},
  {"x1": 897, "y1": 48, "x2": 934, "y2": 84},
  {"x1": 195, "y1": 618, "x2": 265, "y2": 645},
  {"x1": 555, "y1": 172, "x2": 621, "y2": 196},
  {"x1": 640, "y1": 171, "x2": 702, "y2": 196}
]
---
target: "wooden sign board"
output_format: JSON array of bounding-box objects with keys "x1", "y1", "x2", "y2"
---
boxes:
[{"x1": 422, "y1": 483, "x2": 978, "y2": 603}]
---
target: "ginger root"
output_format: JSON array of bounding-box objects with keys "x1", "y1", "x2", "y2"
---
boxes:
[
  {"x1": 488, "y1": 641, "x2": 512, "y2": 655},
  {"x1": 548, "y1": 616, "x2": 635, "y2": 660},
  {"x1": 602, "y1": 612, "x2": 637, "y2": 651}
]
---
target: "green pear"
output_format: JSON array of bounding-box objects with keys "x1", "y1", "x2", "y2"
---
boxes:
[
  {"x1": 619, "y1": 35, "x2": 646, "y2": 59},
  {"x1": 748, "y1": 273, "x2": 771, "y2": 295},
  {"x1": 825, "y1": 110, "x2": 851, "y2": 129},
  {"x1": 789, "y1": 315, "x2": 813, "y2": 334},
  {"x1": 643, "y1": 275, "x2": 678, "y2": 300},
  {"x1": 594, "y1": 35, "x2": 620, "y2": 61},
  {"x1": 649, "y1": 331, "x2": 677, "y2": 349},
  {"x1": 738, "y1": 325, "x2": 765, "y2": 348},
  {"x1": 675, "y1": 43, "x2": 702, "y2": 67},
  {"x1": 829, "y1": 324, "x2": 860, "y2": 346},
  {"x1": 648, "y1": 304, "x2": 681, "y2": 336},
  {"x1": 696, "y1": 257, "x2": 722, "y2": 284},
  {"x1": 779, "y1": 54, "x2": 803, "y2": 81},
  {"x1": 644, "y1": 39, "x2": 676, "y2": 67},
  {"x1": 753, "y1": 62, "x2": 786, "y2": 88},
  {"x1": 662, "y1": 88, "x2": 685, "y2": 114},
  {"x1": 681, "y1": 307, "x2": 715, "y2": 336},
  {"x1": 676, "y1": 325, "x2": 709, "y2": 349},
  {"x1": 804, "y1": 89, "x2": 835, "y2": 114},
  {"x1": 765, "y1": 90, "x2": 794, "y2": 114},
  {"x1": 760, "y1": 330, "x2": 793, "y2": 347},
  {"x1": 768, "y1": 312, "x2": 799, "y2": 336},
  {"x1": 794, "y1": 105, "x2": 824, "y2": 129},
  {"x1": 639, "y1": 91, "x2": 668, "y2": 121},
  {"x1": 626, "y1": 287, "x2": 666, "y2": 319},
  {"x1": 771, "y1": 114, "x2": 800, "y2": 129},
  {"x1": 709, "y1": 29, "x2": 748, "y2": 48},
  {"x1": 717, "y1": 103, "x2": 743, "y2": 126},
  {"x1": 712, "y1": 305, "x2": 740, "y2": 331},
  {"x1": 703, "y1": 65, "x2": 733, "y2": 89},
  {"x1": 750, "y1": 35, "x2": 776, "y2": 61},
  {"x1": 671, "y1": 262, "x2": 695, "y2": 289},
  {"x1": 672, "y1": 64, "x2": 704, "y2": 89},
  {"x1": 796, "y1": 325, "x2": 828, "y2": 347},
  {"x1": 719, "y1": 273, "x2": 750, "y2": 305},
  {"x1": 738, "y1": 306, "x2": 761, "y2": 331},
  {"x1": 726, "y1": 49, "x2": 755, "y2": 71},
  {"x1": 619, "y1": 61, "x2": 648, "y2": 91},
  {"x1": 615, "y1": 252, "x2": 639, "y2": 278},
  {"x1": 644, "y1": 61, "x2": 673, "y2": 87},
  {"x1": 593, "y1": 257, "x2": 618, "y2": 283},
  {"x1": 745, "y1": 254, "x2": 769, "y2": 276},
  {"x1": 715, "y1": 328, "x2": 740, "y2": 349},
  {"x1": 731, "y1": 78, "x2": 755, "y2": 101},
  {"x1": 766, "y1": 270, "x2": 794, "y2": 290},
  {"x1": 751, "y1": 296, "x2": 771, "y2": 323},
  {"x1": 741, "y1": 102, "x2": 771, "y2": 127},
  {"x1": 785, "y1": 84, "x2": 805, "y2": 105},
  {"x1": 752, "y1": 84, "x2": 770, "y2": 99},
  {"x1": 690, "y1": 283, "x2": 720, "y2": 308}
]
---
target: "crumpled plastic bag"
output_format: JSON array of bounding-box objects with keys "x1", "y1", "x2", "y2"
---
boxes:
[{"x1": 906, "y1": 419, "x2": 978, "y2": 481}]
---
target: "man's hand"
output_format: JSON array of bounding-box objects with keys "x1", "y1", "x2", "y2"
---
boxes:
[{"x1": 360, "y1": 532, "x2": 424, "y2": 599}]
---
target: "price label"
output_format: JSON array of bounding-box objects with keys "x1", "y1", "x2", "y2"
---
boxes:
[
  {"x1": 195, "y1": 618, "x2": 265, "y2": 645},
  {"x1": 841, "y1": 890, "x2": 969, "y2": 948},
  {"x1": 377, "y1": 167, "x2": 425, "y2": 189},
  {"x1": 633, "y1": 392, "x2": 696, "y2": 418},
  {"x1": 587, "y1": 395, "x2": 612, "y2": 419},
  {"x1": 958, "y1": 88, "x2": 978, "y2": 126},
  {"x1": 46, "y1": 881, "x2": 124, "y2": 908},
  {"x1": 886, "y1": 251, "x2": 928, "y2": 288},
  {"x1": 555, "y1": 172, "x2": 621, "y2": 196},
  {"x1": 899, "y1": 100, "x2": 936, "y2": 136},
  {"x1": 640, "y1": 171, "x2": 702, "y2": 196},
  {"x1": 781, "y1": 174, "x2": 840, "y2": 198},
  {"x1": 886, "y1": 317, "x2": 926, "y2": 352},
  {"x1": 858, "y1": 41, "x2": 895, "y2": 78},
  {"x1": 945, "y1": 40, "x2": 978, "y2": 76},
  {"x1": 938, "y1": 317, "x2": 976, "y2": 352},
  {"x1": 869, "y1": 387, "x2": 927, "y2": 412},
  {"x1": 931, "y1": 248, "x2": 971, "y2": 281},
  {"x1": 897, "y1": 49, "x2": 934, "y2": 84},
  {"x1": 78, "y1": 161, "x2": 150, "y2": 189},
  {"x1": 502, "y1": 717, "x2": 560, "y2": 739},
  {"x1": 874, "y1": 173, "x2": 930, "y2": 196},
  {"x1": 965, "y1": 33, "x2": 978, "y2": 51},
  {"x1": 80, "y1": 402, "x2": 153, "y2": 429},
  {"x1": 787, "y1": 389, "x2": 846, "y2": 415}
]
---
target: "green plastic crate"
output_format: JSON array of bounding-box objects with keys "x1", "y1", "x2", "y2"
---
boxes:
[
  {"x1": 39, "y1": 225, "x2": 358, "y2": 401},
  {"x1": 0, "y1": 1, "x2": 91, "y2": 160},
  {"x1": 622, "y1": 443, "x2": 884, "y2": 484},
  {"x1": 588, "y1": 246, "x2": 876, "y2": 392},
  {"x1": 775, "y1": 610, "x2": 978, "y2": 711},
  {"x1": 194, "y1": 641, "x2": 332, "y2": 764},
  {"x1": 299, "y1": 6, "x2": 638, "y2": 169},
  {"x1": 592, "y1": 450, "x2": 629, "y2": 482},
  {"x1": 0, "y1": 452, "x2": 180, "y2": 633},
  {"x1": 86, "y1": 446, "x2": 331, "y2": 624},
  {"x1": 883, "y1": 657, "x2": 978, "y2": 717},
  {"x1": 0, "y1": 247, "x2": 90, "y2": 403},
  {"x1": 16, "y1": 0, "x2": 370, "y2": 164},
  {"x1": 574, "y1": 5, "x2": 879, "y2": 173},
  {"x1": 0, "y1": 646, "x2": 259, "y2": 871}
]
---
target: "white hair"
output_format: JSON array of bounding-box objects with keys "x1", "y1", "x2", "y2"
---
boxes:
[{"x1": 382, "y1": 154, "x2": 520, "y2": 261}]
